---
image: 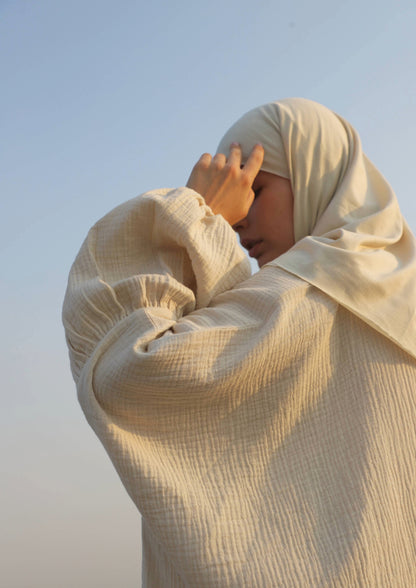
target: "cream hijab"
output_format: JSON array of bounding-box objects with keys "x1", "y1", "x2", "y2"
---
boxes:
[{"x1": 217, "y1": 98, "x2": 416, "y2": 359}]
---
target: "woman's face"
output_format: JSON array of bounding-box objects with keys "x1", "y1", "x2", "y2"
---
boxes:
[{"x1": 233, "y1": 170, "x2": 295, "y2": 267}]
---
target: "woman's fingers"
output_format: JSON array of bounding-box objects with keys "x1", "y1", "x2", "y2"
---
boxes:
[
  {"x1": 227, "y1": 142, "x2": 242, "y2": 168},
  {"x1": 243, "y1": 144, "x2": 264, "y2": 180},
  {"x1": 187, "y1": 143, "x2": 264, "y2": 225},
  {"x1": 198, "y1": 152, "x2": 213, "y2": 168},
  {"x1": 212, "y1": 152, "x2": 227, "y2": 168}
]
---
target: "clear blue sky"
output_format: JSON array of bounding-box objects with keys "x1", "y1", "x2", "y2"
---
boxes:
[{"x1": 2, "y1": 1, "x2": 415, "y2": 586}]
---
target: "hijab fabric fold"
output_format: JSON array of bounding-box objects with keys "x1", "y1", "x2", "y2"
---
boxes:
[{"x1": 217, "y1": 98, "x2": 416, "y2": 358}]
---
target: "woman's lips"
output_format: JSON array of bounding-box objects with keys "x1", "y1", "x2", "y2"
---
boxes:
[{"x1": 241, "y1": 239, "x2": 263, "y2": 258}]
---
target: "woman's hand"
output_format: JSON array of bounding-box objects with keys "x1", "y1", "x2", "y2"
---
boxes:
[{"x1": 186, "y1": 143, "x2": 264, "y2": 226}]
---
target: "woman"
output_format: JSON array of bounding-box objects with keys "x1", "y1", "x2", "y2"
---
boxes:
[{"x1": 63, "y1": 98, "x2": 416, "y2": 587}]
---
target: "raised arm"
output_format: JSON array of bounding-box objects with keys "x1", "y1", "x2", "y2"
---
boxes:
[{"x1": 62, "y1": 186, "x2": 252, "y2": 384}]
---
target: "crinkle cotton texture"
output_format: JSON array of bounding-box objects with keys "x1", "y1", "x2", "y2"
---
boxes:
[
  {"x1": 217, "y1": 98, "x2": 416, "y2": 358},
  {"x1": 63, "y1": 99, "x2": 416, "y2": 587}
]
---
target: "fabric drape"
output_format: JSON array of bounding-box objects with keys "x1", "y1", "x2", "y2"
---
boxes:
[
  {"x1": 63, "y1": 187, "x2": 416, "y2": 587},
  {"x1": 217, "y1": 98, "x2": 416, "y2": 358}
]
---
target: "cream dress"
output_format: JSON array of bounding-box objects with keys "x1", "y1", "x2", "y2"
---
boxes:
[{"x1": 63, "y1": 184, "x2": 416, "y2": 587}]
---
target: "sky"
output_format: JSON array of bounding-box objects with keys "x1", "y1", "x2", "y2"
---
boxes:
[{"x1": 1, "y1": 1, "x2": 415, "y2": 586}]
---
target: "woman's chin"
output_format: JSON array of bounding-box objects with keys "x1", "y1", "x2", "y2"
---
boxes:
[
  {"x1": 257, "y1": 249, "x2": 282, "y2": 268},
  {"x1": 257, "y1": 252, "x2": 272, "y2": 268}
]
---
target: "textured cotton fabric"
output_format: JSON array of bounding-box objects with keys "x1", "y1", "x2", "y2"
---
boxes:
[
  {"x1": 63, "y1": 187, "x2": 416, "y2": 587},
  {"x1": 217, "y1": 98, "x2": 416, "y2": 358}
]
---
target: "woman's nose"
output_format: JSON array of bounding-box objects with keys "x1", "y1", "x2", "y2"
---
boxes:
[{"x1": 232, "y1": 215, "x2": 249, "y2": 232}]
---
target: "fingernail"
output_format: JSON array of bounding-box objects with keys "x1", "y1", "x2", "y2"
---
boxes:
[
  {"x1": 230, "y1": 142, "x2": 240, "y2": 147},
  {"x1": 256, "y1": 143, "x2": 264, "y2": 148}
]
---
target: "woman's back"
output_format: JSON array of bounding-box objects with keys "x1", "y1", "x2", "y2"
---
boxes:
[{"x1": 136, "y1": 269, "x2": 416, "y2": 587}]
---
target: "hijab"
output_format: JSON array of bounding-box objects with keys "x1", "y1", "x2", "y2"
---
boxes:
[{"x1": 217, "y1": 98, "x2": 416, "y2": 358}]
